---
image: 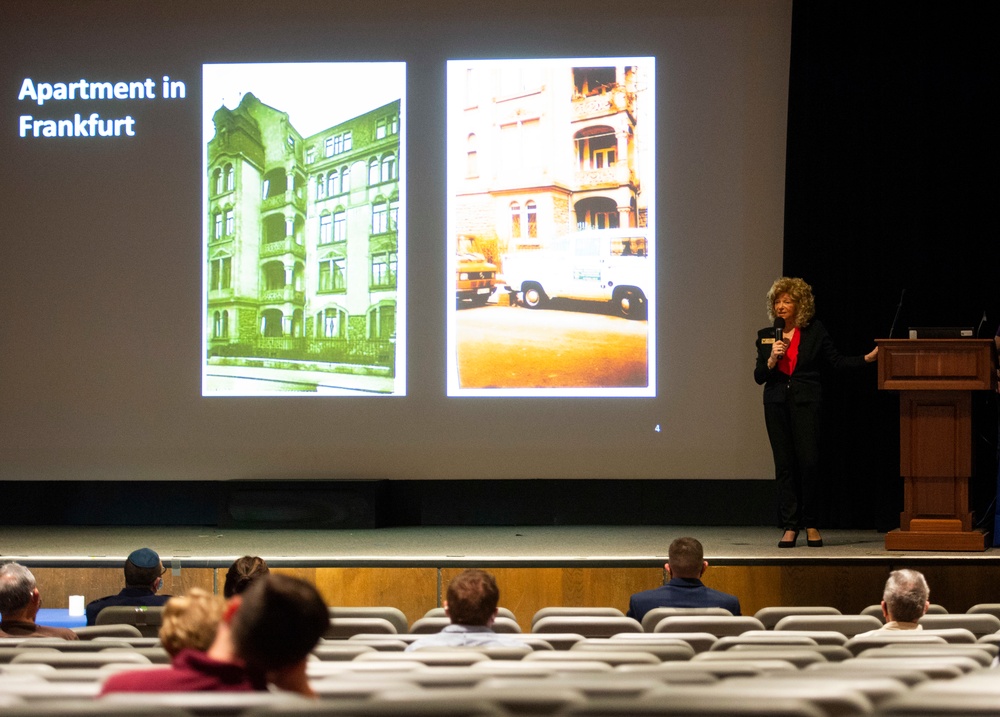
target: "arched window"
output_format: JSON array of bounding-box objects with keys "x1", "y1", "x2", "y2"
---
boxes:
[
  {"x1": 510, "y1": 202, "x2": 521, "y2": 238},
  {"x1": 372, "y1": 200, "x2": 388, "y2": 234},
  {"x1": 328, "y1": 171, "x2": 339, "y2": 196},
  {"x1": 368, "y1": 303, "x2": 395, "y2": 340},
  {"x1": 212, "y1": 311, "x2": 221, "y2": 338},
  {"x1": 221, "y1": 310, "x2": 229, "y2": 338},
  {"x1": 333, "y1": 210, "x2": 346, "y2": 242},
  {"x1": 319, "y1": 213, "x2": 332, "y2": 245},
  {"x1": 317, "y1": 307, "x2": 347, "y2": 338},
  {"x1": 381, "y1": 153, "x2": 396, "y2": 183},
  {"x1": 213, "y1": 211, "x2": 222, "y2": 240},
  {"x1": 526, "y1": 200, "x2": 537, "y2": 238},
  {"x1": 368, "y1": 158, "x2": 380, "y2": 186},
  {"x1": 388, "y1": 199, "x2": 399, "y2": 230},
  {"x1": 225, "y1": 164, "x2": 235, "y2": 191},
  {"x1": 341, "y1": 166, "x2": 351, "y2": 193},
  {"x1": 316, "y1": 174, "x2": 326, "y2": 199},
  {"x1": 212, "y1": 168, "x2": 223, "y2": 195}
]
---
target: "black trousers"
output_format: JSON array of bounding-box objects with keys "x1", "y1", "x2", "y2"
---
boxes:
[{"x1": 763, "y1": 400, "x2": 822, "y2": 530}]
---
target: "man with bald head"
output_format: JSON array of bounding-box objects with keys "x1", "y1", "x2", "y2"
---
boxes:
[{"x1": 627, "y1": 537, "x2": 741, "y2": 622}]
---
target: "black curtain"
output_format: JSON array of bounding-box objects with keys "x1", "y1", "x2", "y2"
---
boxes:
[{"x1": 784, "y1": 2, "x2": 999, "y2": 529}]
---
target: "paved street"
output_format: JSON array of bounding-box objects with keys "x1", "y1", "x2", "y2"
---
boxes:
[{"x1": 454, "y1": 302, "x2": 649, "y2": 389}]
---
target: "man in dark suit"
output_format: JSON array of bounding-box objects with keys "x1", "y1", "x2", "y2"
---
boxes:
[
  {"x1": 85, "y1": 547, "x2": 171, "y2": 625},
  {"x1": 626, "y1": 537, "x2": 741, "y2": 622}
]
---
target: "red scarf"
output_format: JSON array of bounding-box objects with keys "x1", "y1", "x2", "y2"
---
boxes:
[{"x1": 777, "y1": 327, "x2": 800, "y2": 376}]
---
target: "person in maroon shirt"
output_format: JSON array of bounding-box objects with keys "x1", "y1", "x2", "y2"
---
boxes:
[
  {"x1": 101, "y1": 573, "x2": 328, "y2": 695},
  {"x1": 0, "y1": 562, "x2": 79, "y2": 640}
]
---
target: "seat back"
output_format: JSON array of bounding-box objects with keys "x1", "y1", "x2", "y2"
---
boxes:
[
  {"x1": 325, "y1": 616, "x2": 397, "y2": 639},
  {"x1": 918, "y1": 613, "x2": 1000, "y2": 637},
  {"x1": 329, "y1": 607, "x2": 408, "y2": 634},
  {"x1": 753, "y1": 606, "x2": 841, "y2": 630},
  {"x1": 640, "y1": 607, "x2": 732, "y2": 632},
  {"x1": 652, "y1": 615, "x2": 766, "y2": 637},
  {"x1": 532, "y1": 615, "x2": 641, "y2": 638},
  {"x1": 94, "y1": 606, "x2": 164, "y2": 638},
  {"x1": 531, "y1": 607, "x2": 624, "y2": 628},
  {"x1": 773, "y1": 614, "x2": 882, "y2": 637}
]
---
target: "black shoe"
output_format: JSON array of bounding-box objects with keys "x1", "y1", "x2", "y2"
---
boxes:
[
  {"x1": 778, "y1": 530, "x2": 799, "y2": 548},
  {"x1": 806, "y1": 529, "x2": 823, "y2": 548}
]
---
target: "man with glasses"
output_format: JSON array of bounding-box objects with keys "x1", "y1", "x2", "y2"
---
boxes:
[{"x1": 85, "y1": 547, "x2": 171, "y2": 625}]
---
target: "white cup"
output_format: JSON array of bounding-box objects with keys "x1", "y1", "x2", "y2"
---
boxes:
[{"x1": 68, "y1": 595, "x2": 85, "y2": 616}]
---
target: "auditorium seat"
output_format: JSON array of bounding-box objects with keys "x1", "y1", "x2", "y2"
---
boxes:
[
  {"x1": 16, "y1": 638, "x2": 134, "y2": 652},
  {"x1": 73, "y1": 624, "x2": 143, "y2": 640},
  {"x1": 325, "y1": 617, "x2": 397, "y2": 638},
  {"x1": 425, "y1": 607, "x2": 517, "y2": 622},
  {"x1": 917, "y1": 612, "x2": 1000, "y2": 637},
  {"x1": 773, "y1": 614, "x2": 882, "y2": 637},
  {"x1": 876, "y1": 691, "x2": 1000, "y2": 716},
  {"x1": 94, "y1": 606, "x2": 165, "y2": 638},
  {"x1": 638, "y1": 606, "x2": 732, "y2": 633},
  {"x1": 860, "y1": 603, "x2": 948, "y2": 623},
  {"x1": 866, "y1": 643, "x2": 994, "y2": 667},
  {"x1": 530, "y1": 606, "x2": 625, "y2": 628},
  {"x1": 726, "y1": 643, "x2": 852, "y2": 662},
  {"x1": 711, "y1": 633, "x2": 819, "y2": 650},
  {"x1": 505, "y1": 632, "x2": 584, "y2": 650},
  {"x1": 532, "y1": 615, "x2": 641, "y2": 638},
  {"x1": 0, "y1": 702, "x2": 191, "y2": 717},
  {"x1": 329, "y1": 607, "x2": 409, "y2": 634},
  {"x1": 804, "y1": 662, "x2": 931, "y2": 687},
  {"x1": 851, "y1": 653, "x2": 982, "y2": 676},
  {"x1": 559, "y1": 693, "x2": 827, "y2": 717},
  {"x1": 570, "y1": 639, "x2": 694, "y2": 662},
  {"x1": 524, "y1": 649, "x2": 659, "y2": 667},
  {"x1": 102, "y1": 691, "x2": 309, "y2": 716},
  {"x1": 9, "y1": 650, "x2": 151, "y2": 670},
  {"x1": 691, "y1": 648, "x2": 827, "y2": 669},
  {"x1": 408, "y1": 616, "x2": 450, "y2": 634},
  {"x1": 737, "y1": 629, "x2": 847, "y2": 645},
  {"x1": 610, "y1": 630, "x2": 718, "y2": 653},
  {"x1": 652, "y1": 615, "x2": 766, "y2": 637},
  {"x1": 844, "y1": 632, "x2": 949, "y2": 656},
  {"x1": 354, "y1": 650, "x2": 489, "y2": 667},
  {"x1": 965, "y1": 602, "x2": 1000, "y2": 620},
  {"x1": 753, "y1": 606, "x2": 841, "y2": 630},
  {"x1": 311, "y1": 643, "x2": 377, "y2": 661}
]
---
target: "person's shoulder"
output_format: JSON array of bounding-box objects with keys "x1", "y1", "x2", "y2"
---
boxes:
[{"x1": 101, "y1": 666, "x2": 177, "y2": 694}]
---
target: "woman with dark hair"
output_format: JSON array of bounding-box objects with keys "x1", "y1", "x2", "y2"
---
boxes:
[
  {"x1": 755, "y1": 277, "x2": 878, "y2": 548},
  {"x1": 223, "y1": 556, "x2": 270, "y2": 598}
]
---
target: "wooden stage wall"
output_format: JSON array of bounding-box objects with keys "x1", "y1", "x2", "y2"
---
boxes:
[{"x1": 29, "y1": 563, "x2": 1000, "y2": 631}]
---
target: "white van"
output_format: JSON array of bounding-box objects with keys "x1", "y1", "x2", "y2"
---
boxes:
[{"x1": 502, "y1": 228, "x2": 652, "y2": 319}]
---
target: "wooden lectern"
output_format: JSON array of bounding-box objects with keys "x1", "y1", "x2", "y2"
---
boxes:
[{"x1": 876, "y1": 339, "x2": 997, "y2": 551}]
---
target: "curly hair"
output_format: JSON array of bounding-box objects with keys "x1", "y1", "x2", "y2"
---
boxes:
[
  {"x1": 159, "y1": 588, "x2": 225, "y2": 657},
  {"x1": 766, "y1": 276, "x2": 815, "y2": 328}
]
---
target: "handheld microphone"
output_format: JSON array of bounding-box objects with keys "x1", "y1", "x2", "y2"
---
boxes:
[{"x1": 773, "y1": 316, "x2": 786, "y2": 344}]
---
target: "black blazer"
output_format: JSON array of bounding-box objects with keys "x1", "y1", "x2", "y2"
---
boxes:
[{"x1": 754, "y1": 320, "x2": 865, "y2": 404}]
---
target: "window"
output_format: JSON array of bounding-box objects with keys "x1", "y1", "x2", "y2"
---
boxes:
[
  {"x1": 225, "y1": 164, "x2": 234, "y2": 191},
  {"x1": 526, "y1": 200, "x2": 537, "y2": 238},
  {"x1": 316, "y1": 174, "x2": 326, "y2": 199},
  {"x1": 213, "y1": 212, "x2": 222, "y2": 240},
  {"x1": 376, "y1": 115, "x2": 398, "y2": 140},
  {"x1": 368, "y1": 159, "x2": 380, "y2": 186},
  {"x1": 212, "y1": 168, "x2": 222, "y2": 195},
  {"x1": 319, "y1": 214, "x2": 332, "y2": 245},
  {"x1": 213, "y1": 310, "x2": 229, "y2": 338},
  {"x1": 466, "y1": 135, "x2": 478, "y2": 178},
  {"x1": 225, "y1": 210, "x2": 234, "y2": 236},
  {"x1": 371, "y1": 251, "x2": 397, "y2": 289},
  {"x1": 510, "y1": 202, "x2": 521, "y2": 239},
  {"x1": 389, "y1": 199, "x2": 399, "y2": 230},
  {"x1": 287, "y1": 134, "x2": 295, "y2": 149},
  {"x1": 324, "y1": 137, "x2": 335, "y2": 157},
  {"x1": 305, "y1": 147, "x2": 316, "y2": 165},
  {"x1": 368, "y1": 304, "x2": 395, "y2": 340},
  {"x1": 327, "y1": 131, "x2": 352, "y2": 157},
  {"x1": 340, "y1": 166, "x2": 350, "y2": 193},
  {"x1": 210, "y1": 257, "x2": 231, "y2": 290},
  {"x1": 318, "y1": 258, "x2": 346, "y2": 292},
  {"x1": 261, "y1": 179, "x2": 270, "y2": 200},
  {"x1": 327, "y1": 171, "x2": 339, "y2": 196},
  {"x1": 372, "y1": 201, "x2": 388, "y2": 234},
  {"x1": 318, "y1": 307, "x2": 346, "y2": 338},
  {"x1": 333, "y1": 210, "x2": 346, "y2": 242},
  {"x1": 381, "y1": 153, "x2": 396, "y2": 183}
]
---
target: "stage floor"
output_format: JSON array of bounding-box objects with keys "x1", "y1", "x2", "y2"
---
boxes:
[{"x1": 2, "y1": 525, "x2": 998, "y2": 568}]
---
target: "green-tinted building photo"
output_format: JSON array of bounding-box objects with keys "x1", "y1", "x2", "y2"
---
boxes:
[{"x1": 204, "y1": 90, "x2": 402, "y2": 395}]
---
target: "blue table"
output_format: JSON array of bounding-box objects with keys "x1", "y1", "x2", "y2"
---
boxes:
[{"x1": 36, "y1": 608, "x2": 87, "y2": 629}]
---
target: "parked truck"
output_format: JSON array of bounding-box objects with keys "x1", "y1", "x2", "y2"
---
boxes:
[
  {"x1": 455, "y1": 235, "x2": 498, "y2": 308},
  {"x1": 502, "y1": 228, "x2": 652, "y2": 319}
]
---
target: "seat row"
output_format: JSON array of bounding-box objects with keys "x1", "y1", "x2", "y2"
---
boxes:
[
  {"x1": 4, "y1": 630, "x2": 1000, "y2": 716},
  {"x1": 90, "y1": 603, "x2": 1000, "y2": 638}
]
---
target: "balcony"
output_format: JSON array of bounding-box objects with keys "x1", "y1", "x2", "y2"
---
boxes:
[
  {"x1": 260, "y1": 237, "x2": 306, "y2": 259},
  {"x1": 261, "y1": 190, "x2": 306, "y2": 213},
  {"x1": 574, "y1": 164, "x2": 636, "y2": 191},
  {"x1": 260, "y1": 288, "x2": 305, "y2": 304},
  {"x1": 572, "y1": 87, "x2": 635, "y2": 121}
]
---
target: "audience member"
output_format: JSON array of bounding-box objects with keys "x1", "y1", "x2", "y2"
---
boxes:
[
  {"x1": 85, "y1": 547, "x2": 171, "y2": 626},
  {"x1": 102, "y1": 573, "x2": 328, "y2": 695},
  {"x1": 863, "y1": 569, "x2": 929, "y2": 633},
  {"x1": 0, "y1": 562, "x2": 80, "y2": 640},
  {"x1": 223, "y1": 556, "x2": 270, "y2": 598},
  {"x1": 406, "y1": 568, "x2": 526, "y2": 651},
  {"x1": 626, "y1": 537, "x2": 741, "y2": 622},
  {"x1": 159, "y1": 588, "x2": 226, "y2": 658}
]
